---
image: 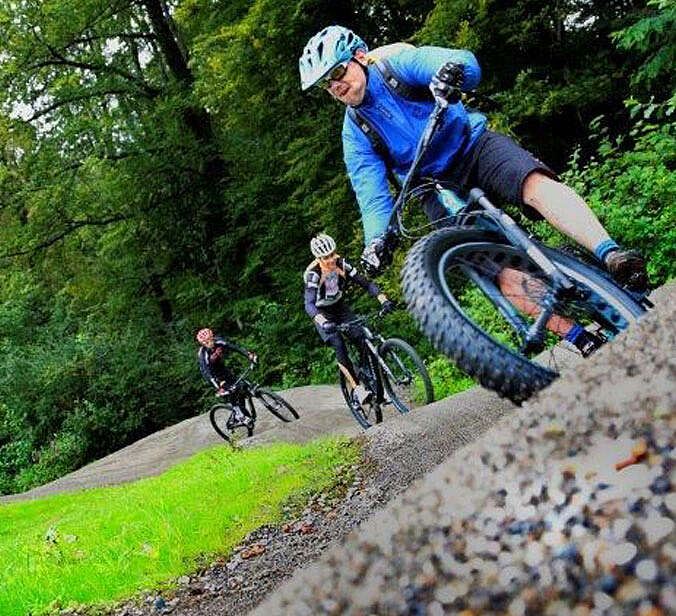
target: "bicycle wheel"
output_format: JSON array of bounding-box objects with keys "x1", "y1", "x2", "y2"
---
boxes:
[
  {"x1": 209, "y1": 402, "x2": 254, "y2": 443},
  {"x1": 338, "y1": 346, "x2": 383, "y2": 429},
  {"x1": 401, "y1": 228, "x2": 646, "y2": 404},
  {"x1": 378, "y1": 338, "x2": 434, "y2": 413},
  {"x1": 255, "y1": 390, "x2": 299, "y2": 422}
]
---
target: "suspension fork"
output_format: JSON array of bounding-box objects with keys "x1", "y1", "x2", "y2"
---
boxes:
[
  {"x1": 467, "y1": 188, "x2": 578, "y2": 354},
  {"x1": 468, "y1": 188, "x2": 574, "y2": 293}
]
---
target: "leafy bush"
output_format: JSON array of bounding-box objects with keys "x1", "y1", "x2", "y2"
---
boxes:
[{"x1": 559, "y1": 98, "x2": 676, "y2": 285}]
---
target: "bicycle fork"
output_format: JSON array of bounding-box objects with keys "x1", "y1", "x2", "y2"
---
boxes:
[{"x1": 468, "y1": 188, "x2": 581, "y2": 355}]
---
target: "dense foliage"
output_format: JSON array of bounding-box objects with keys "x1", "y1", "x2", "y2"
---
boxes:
[{"x1": 0, "y1": 0, "x2": 673, "y2": 493}]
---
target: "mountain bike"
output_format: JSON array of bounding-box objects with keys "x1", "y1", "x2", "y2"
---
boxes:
[
  {"x1": 336, "y1": 313, "x2": 434, "y2": 429},
  {"x1": 209, "y1": 362, "x2": 299, "y2": 443},
  {"x1": 366, "y1": 95, "x2": 652, "y2": 405}
]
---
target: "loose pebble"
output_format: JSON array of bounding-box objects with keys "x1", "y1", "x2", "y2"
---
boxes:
[{"x1": 635, "y1": 559, "x2": 658, "y2": 582}]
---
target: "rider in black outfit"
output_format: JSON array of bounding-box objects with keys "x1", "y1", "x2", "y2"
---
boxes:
[
  {"x1": 196, "y1": 328, "x2": 258, "y2": 427},
  {"x1": 304, "y1": 233, "x2": 395, "y2": 407}
]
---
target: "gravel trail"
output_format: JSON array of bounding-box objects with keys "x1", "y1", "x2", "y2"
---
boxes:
[
  {"x1": 19, "y1": 284, "x2": 672, "y2": 616},
  {"x1": 71, "y1": 379, "x2": 517, "y2": 616},
  {"x1": 255, "y1": 282, "x2": 676, "y2": 615}
]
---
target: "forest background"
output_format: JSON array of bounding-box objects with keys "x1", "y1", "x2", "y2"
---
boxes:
[{"x1": 0, "y1": 0, "x2": 674, "y2": 494}]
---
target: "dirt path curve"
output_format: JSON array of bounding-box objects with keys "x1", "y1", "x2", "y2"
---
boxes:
[
  {"x1": 0, "y1": 341, "x2": 579, "y2": 506},
  {"x1": 0, "y1": 385, "x2": 353, "y2": 503},
  {"x1": 0, "y1": 318, "x2": 593, "y2": 506}
]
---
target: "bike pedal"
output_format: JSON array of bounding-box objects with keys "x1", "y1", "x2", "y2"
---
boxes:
[{"x1": 639, "y1": 294, "x2": 654, "y2": 309}]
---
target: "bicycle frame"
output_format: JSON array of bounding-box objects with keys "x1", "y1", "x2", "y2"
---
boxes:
[
  {"x1": 214, "y1": 363, "x2": 259, "y2": 415},
  {"x1": 381, "y1": 96, "x2": 587, "y2": 354},
  {"x1": 337, "y1": 316, "x2": 412, "y2": 402}
]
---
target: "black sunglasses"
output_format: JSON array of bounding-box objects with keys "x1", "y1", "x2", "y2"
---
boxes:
[{"x1": 317, "y1": 63, "x2": 349, "y2": 89}]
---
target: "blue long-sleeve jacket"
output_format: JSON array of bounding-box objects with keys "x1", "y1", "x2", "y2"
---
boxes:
[{"x1": 342, "y1": 46, "x2": 487, "y2": 245}]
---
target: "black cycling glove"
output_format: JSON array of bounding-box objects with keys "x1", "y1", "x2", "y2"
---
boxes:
[
  {"x1": 361, "y1": 234, "x2": 397, "y2": 276},
  {"x1": 430, "y1": 62, "x2": 464, "y2": 104},
  {"x1": 379, "y1": 300, "x2": 396, "y2": 316}
]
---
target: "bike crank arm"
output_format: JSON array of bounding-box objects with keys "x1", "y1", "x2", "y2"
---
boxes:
[
  {"x1": 519, "y1": 292, "x2": 556, "y2": 355},
  {"x1": 468, "y1": 188, "x2": 574, "y2": 295}
]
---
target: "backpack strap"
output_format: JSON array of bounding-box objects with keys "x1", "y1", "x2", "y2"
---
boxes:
[
  {"x1": 374, "y1": 58, "x2": 434, "y2": 103},
  {"x1": 346, "y1": 106, "x2": 389, "y2": 161},
  {"x1": 347, "y1": 106, "x2": 401, "y2": 188}
]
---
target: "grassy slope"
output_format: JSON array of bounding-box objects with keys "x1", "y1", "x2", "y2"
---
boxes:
[{"x1": 0, "y1": 438, "x2": 358, "y2": 616}]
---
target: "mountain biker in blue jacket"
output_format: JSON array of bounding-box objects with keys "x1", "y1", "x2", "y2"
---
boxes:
[
  {"x1": 303, "y1": 233, "x2": 396, "y2": 407},
  {"x1": 298, "y1": 26, "x2": 649, "y2": 297},
  {"x1": 196, "y1": 328, "x2": 258, "y2": 427}
]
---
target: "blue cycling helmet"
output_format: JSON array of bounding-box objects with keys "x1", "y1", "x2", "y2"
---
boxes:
[{"x1": 299, "y1": 25, "x2": 368, "y2": 91}]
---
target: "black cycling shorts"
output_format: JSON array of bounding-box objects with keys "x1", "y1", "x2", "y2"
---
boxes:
[{"x1": 452, "y1": 129, "x2": 557, "y2": 219}]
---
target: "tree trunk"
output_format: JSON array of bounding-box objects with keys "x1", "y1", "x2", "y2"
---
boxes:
[{"x1": 142, "y1": 0, "x2": 229, "y2": 250}]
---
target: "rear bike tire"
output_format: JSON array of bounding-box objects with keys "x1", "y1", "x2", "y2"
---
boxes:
[
  {"x1": 378, "y1": 338, "x2": 434, "y2": 413},
  {"x1": 256, "y1": 390, "x2": 299, "y2": 422},
  {"x1": 401, "y1": 228, "x2": 646, "y2": 404},
  {"x1": 209, "y1": 402, "x2": 254, "y2": 442}
]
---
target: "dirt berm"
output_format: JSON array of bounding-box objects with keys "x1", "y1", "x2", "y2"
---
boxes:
[
  {"x1": 1, "y1": 312, "x2": 593, "y2": 504},
  {"x1": 255, "y1": 281, "x2": 676, "y2": 615}
]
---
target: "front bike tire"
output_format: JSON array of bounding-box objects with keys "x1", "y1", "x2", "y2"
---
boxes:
[
  {"x1": 209, "y1": 403, "x2": 254, "y2": 443},
  {"x1": 256, "y1": 390, "x2": 299, "y2": 422},
  {"x1": 339, "y1": 372, "x2": 383, "y2": 429},
  {"x1": 401, "y1": 228, "x2": 646, "y2": 404},
  {"x1": 379, "y1": 338, "x2": 434, "y2": 413}
]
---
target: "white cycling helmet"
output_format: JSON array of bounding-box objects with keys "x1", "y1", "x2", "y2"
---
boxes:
[
  {"x1": 310, "y1": 233, "x2": 337, "y2": 258},
  {"x1": 299, "y1": 25, "x2": 368, "y2": 91}
]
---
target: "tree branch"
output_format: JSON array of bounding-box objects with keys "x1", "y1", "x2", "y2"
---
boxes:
[
  {"x1": 24, "y1": 89, "x2": 141, "y2": 123},
  {"x1": 27, "y1": 56, "x2": 160, "y2": 97},
  {"x1": 64, "y1": 32, "x2": 157, "y2": 51},
  {"x1": 0, "y1": 216, "x2": 128, "y2": 259}
]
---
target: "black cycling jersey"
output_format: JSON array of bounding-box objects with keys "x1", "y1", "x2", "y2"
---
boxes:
[
  {"x1": 303, "y1": 256, "x2": 380, "y2": 319},
  {"x1": 198, "y1": 336, "x2": 250, "y2": 390}
]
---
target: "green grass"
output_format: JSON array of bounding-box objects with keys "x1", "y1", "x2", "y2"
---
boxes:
[{"x1": 0, "y1": 438, "x2": 359, "y2": 616}]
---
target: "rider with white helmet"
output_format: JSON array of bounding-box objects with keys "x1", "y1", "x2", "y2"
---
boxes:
[{"x1": 303, "y1": 233, "x2": 395, "y2": 407}]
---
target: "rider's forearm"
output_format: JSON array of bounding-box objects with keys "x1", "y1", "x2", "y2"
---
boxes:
[
  {"x1": 225, "y1": 342, "x2": 249, "y2": 357},
  {"x1": 351, "y1": 270, "x2": 382, "y2": 298},
  {"x1": 343, "y1": 126, "x2": 395, "y2": 246},
  {"x1": 304, "y1": 289, "x2": 319, "y2": 318},
  {"x1": 390, "y1": 46, "x2": 482, "y2": 91}
]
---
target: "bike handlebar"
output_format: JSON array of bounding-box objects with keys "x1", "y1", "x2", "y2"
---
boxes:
[
  {"x1": 214, "y1": 361, "x2": 258, "y2": 396},
  {"x1": 335, "y1": 308, "x2": 398, "y2": 332}
]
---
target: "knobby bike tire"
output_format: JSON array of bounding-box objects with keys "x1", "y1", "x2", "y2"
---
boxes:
[
  {"x1": 378, "y1": 338, "x2": 434, "y2": 413},
  {"x1": 401, "y1": 228, "x2": 646, "y2": 404},
  {"x1": 256, "y1": 390, "x2": 299, "y2": 422}
]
